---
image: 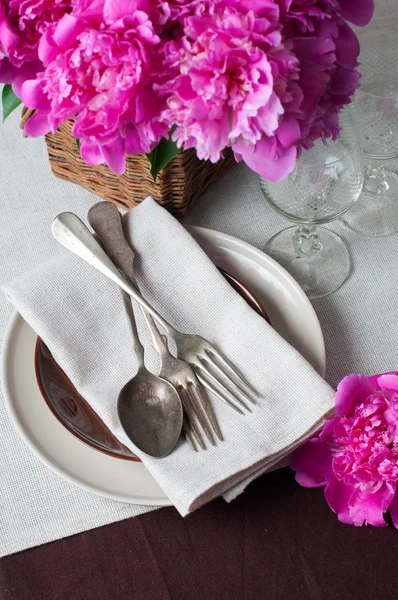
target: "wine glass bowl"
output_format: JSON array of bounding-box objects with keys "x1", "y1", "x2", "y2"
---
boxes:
[{"x1": 262, "y1": 142, "x2": 364, "y2": 225}]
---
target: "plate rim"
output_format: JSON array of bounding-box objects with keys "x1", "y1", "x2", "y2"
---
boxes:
[
  {"x1": 1, "y1": 226, "x2": 326, "y2": 504},
  {"x1": 1, "y1": 311, "x2": 172, "y2": 506}
]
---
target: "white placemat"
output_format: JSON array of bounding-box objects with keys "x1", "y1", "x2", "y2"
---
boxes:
[{"x1": 1, "y1": 0, "x2": 398, "y2": 556}]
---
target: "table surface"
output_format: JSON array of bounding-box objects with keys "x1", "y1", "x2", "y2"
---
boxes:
[{"x1": 2, "y1": 3, "x2": 398, "y2": 597}]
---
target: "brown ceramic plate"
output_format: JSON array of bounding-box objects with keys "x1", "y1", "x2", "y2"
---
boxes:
[{"x1": 35, "y1": 270, "x2": 269, "y2": 462}]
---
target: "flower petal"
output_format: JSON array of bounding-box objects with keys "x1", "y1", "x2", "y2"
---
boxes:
[
  {"x1": 102, "y1": 137, "x2": 126, "y2": 174},
  {"x1": 277, "y1": 117, "x2": 301, "y2": 149},
  {"x1": 80, "y1": 141, "x2": 104, "y2": 166},
  {"x1": 335, "y1": 374, "x2": 373, "y2": 417},
  {"x1": 0, "y1": 58, "x2": 15, "y2": 84},
  {"x1": 9, "y1": 61, "x2": 42, "y2": 98},
  {"x1": 324, "y1": 475, "x2": 355, "y2": 524},
  {"x1": 319, "y1": 416, "x2": 340, "y2": 439},
  {"x1": 334, "y1": 22, "x2": 360, "y2": 70},
  {"x1": 19, "y1": 78, "x2": 48, "y2": 110},
  {"x1": 125, "y1": 124, "x2": 147, "y2": 154},
  {"x1": 291, "y1": 438, "x2": 332, "y2": 488},
  {"x1": 0, "y1": 2, "x2": 19, "y2": 55},
  {"x1": 234, "y1": 137, "x2": 297, "y2": 182},
  {"x1": 104, "y1": 0, "x2": 148, "y2": 22},
  {"x1": 23, "y1": 110, "x2": 51, "y2": 137},
  {"x1": 376, "y1": 374, "x2": 398, "y2": 394},
  {"x1": 53, "y1": 14, "x2": 85, "y2": 49},
  {"x1": 348, "y1": 484, "x2": 394, "y2": 527},
  {"x1": 388, "y1": 491, "x2": 398, "y2": 529},
  {"x1": 39, "y1": 15, "x2": 85, "y2": 65},
  {"x1": 340, "y1": 0, "x2": 375, "y2": 27}
]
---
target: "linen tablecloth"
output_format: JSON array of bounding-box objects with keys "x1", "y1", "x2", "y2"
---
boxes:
[{"x1": 1, "y1": 0, "x2": 398, "y2": 557}]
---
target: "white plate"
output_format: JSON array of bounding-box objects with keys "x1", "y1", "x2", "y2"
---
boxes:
[{"x1": 1, "y1": 227, "x2": 325, "y2": 506}]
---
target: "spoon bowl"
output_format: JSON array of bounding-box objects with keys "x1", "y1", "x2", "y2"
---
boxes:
[{"x1": 117, "y1": 367, "x2": 183, "y2": 458}]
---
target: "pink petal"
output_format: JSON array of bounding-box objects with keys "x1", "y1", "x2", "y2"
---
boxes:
[
  {"x1": 23, "y1": 110, "x2": 51, "y2": 137},
  {"x1": 102, "y1": 137, "x2": 126, "y2": 174},
  {"x1": 251, "y1": 92, "x2": 282, "y2": 137},
  {"x1": 125, "y1": 124, "x2": 147, "y2": 154},
  {"x1": 234, "y1": 137, "x2": 297, "y2": 182},
  {"x1": 340, "y1": 0, "x2": 375, "y2": 27},
  {"x1": 54, "y1": 14, "x2": 85, "y2": 48},
  {"x1": 348, "y1": 484, "x2": 394, "y2": 527},
  {"x1": 324, "y1": 475, "x2": 355, "y2": 524},
  {"x1": 38, "y1": 28, "x2": 58, "y2": 65},
  {"x1": 40, "y1": 15, "x2": 84, "y2": 64},
  {"x1": 9, "y1": 61, "x2": 42, "y2": 97},
  {"x1": 291, "y1": 438, "x2": 332, "y2": 488},
  {"x1": 277, "y1": 117, "x2": 301, "y2": 149},
  {"x1": 104, "y1": 0, "x2": 144, "y2": 22},
  {"x1": 388, "y1": 491, "x2": 398, "y2": 529},
  {"x1": 0, "y1": 58, "x2": 15, "y2": 83},
  {"x1": 319, "y1": 416, "x2": 340, "y2": 439},
  {"x1": 335, "y1": 374, "x2": 373, "y2": 417},
  {"x1": 18, "y1": 78, "x2": 48, "y2": 110},
  {"x1": 74, "y1": 0, "x2": 105, "y2": 22},
  {"x1": 80, "y1": 141, "x2": 104, "y2": 166},
  {"x1": 334, "y1": 23, "x2": 360, "y2": 69},
  {"x1": 376, "y1": 374, "x2": 398, "y2": 394},
  {"x1": 0, "y1": 2, "x2": 18, "y2": 55}
]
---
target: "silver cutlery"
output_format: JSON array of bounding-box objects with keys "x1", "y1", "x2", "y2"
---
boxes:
[
  {"x1": 51, "y1": 212, "x2": 258, "y2": 414},
  {"x1": 87, "y1": 201, "x2": 223, "y2": 450},
  {"x1": 117, "y1": 291, "x2": 183, "y2": 457}
]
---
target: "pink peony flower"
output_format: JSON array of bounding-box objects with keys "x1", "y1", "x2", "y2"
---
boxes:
[
  {"x1": 156, "y1": 0, "x2": 302, "y2": 181},
  {"x1": 291, "y1": 372, "x2": 398, "y2": 527},
  {"x1": 154, "y1": 0, "x2": 374, "y2": 181},
  {"x1": 18, "y1": 0, "x2": 168, "y2": 172},
  {"x1": 278, "y1": 0, "x2": 373, "y2": 150}
]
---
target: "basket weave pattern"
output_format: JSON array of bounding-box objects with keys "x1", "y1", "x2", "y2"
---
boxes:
[{"x1": 42, "y1": 119, "x2": 235, "y2": 218}]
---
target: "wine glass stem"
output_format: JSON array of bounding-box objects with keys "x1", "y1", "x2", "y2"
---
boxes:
[
  {"x1": 364, "y1": 160, "x2": 389, "y2": 195},
  {"x1": 292, "y1": 225, "x2": 322, "y2": 258}
]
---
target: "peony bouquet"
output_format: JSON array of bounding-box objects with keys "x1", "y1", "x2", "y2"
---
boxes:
[
  {"x1": 292, "y1": 373, "x2": 398, "y2": 528},
  {"x1": 0, "y1": 0, "x2": 374, "y2": 179}
]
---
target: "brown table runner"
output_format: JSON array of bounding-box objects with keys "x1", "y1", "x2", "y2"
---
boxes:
[{"x1": 1, "y1": 468, "x2": 396, "y2": 600}]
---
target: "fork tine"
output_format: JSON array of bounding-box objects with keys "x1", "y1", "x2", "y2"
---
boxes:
[
  {"x1": 178, "y1": 387, "x2": 206, "y2": 450},
  {"x1": 182, "y1": 420, "x2": 198, "y2": 452},
  {"x1": 189, "y1": 381, "x2": 223, "y2": 442},
  {"x1": 201, "y1": 353, "x2": 256, "y2": 406},
  {"x1": 206, "y1": 347, "x2": 259, "y2": 399},
  {"x1": 195, "y1": 366, "x2": 251, "y2": 413},
  {"x1": 185, "y1": 383, "x2": 217, "y2": 446}
]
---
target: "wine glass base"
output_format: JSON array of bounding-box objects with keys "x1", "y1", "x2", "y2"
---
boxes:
[
  {"x1": 340, "y1": 171, "x2": 398, "y2": 236},
  {"x1": 265, "y1": 226, "x2": 351, "y2": 300}
]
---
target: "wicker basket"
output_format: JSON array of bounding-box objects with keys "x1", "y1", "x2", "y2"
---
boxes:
[{"x1": 21, "y1": 109, "x2": 235, "y2": 218}]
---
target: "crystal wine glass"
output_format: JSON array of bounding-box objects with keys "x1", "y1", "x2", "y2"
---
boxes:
[
  {"x1": 341, "y1": 29, "x2": 398, "y2": 236},
  {"x1": 260, "y1": 109, "x2": 364, "y2": 299}
]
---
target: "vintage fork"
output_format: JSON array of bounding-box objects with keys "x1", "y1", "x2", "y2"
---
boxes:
[
  {"x1": 87, "y1": 202, "x2": 222, "y2": 449},
  {"x1": 146, "y1": 316, "x2": 221, "y2": 450},
  {"x1": 51, "y1": 212, "x2": 258, "y2": 414}
]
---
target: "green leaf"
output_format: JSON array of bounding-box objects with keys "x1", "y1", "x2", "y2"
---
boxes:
[
  {"x1": 76, "y1": 138, "x2": 81, "y2": 150},
  {"x1": 146, "y1": 129, "x2": 179, "y2": 181},
  {"x1": 2, "y1": 85, "x2": 22, "y2": 123}
]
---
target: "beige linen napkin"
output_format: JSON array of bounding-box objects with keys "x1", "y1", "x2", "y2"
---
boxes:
[{"x1": 3, "y1": 198, "x2": 334, "y2": 515}]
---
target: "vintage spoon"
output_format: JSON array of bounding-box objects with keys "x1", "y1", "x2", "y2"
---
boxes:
[
  {"x1": 117, "y1": 291, "x2": 183, "y2": 458},
  {"x1": 52, "y1": 216, "x2": 183, "y2": 458}
]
